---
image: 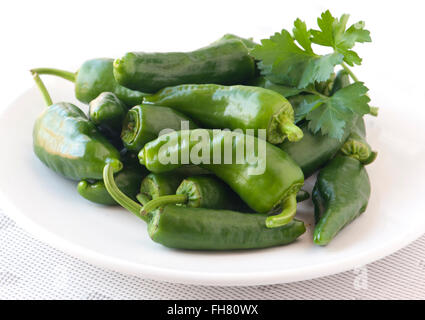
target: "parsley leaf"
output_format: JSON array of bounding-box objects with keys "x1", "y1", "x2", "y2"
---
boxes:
[
  {"x1": 310, "y1": 10, "x2": 371, "y2": 66},
  {"x1": 251, "y1": 29, "x2": 343, "y2": 89},
  {"x1": 306, "y1": 82, "x2": 371, "y2": 139}
]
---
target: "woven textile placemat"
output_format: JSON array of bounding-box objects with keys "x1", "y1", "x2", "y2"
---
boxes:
[{"x1": 1, "y1": 208, "x2": 424, "y2": 300}]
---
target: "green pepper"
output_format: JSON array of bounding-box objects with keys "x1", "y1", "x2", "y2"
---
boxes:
[
  {"x1": 113, "y1": 39, "x2": 256, "y2": 93},
  {"x1": 138, "y1": 129, "x2": 304, "y2": 227},
  {"x1": 142, "y1": 175, "x2": 248, "y2": 213},
  {"x1": 77, "y1": 166, "x2": 148, "y2": 205},
  {"x1": 143, "y1": 84, "x2": 303, "y2": 144},
  {"x1": 32, "y1": 72, "x2": 122, "y2": 180},
  {"x1": 121, "y1": 104, "x2": 198, "y2": 152},
  {"x1": 341, "y1": 117, "x2": 377, "y2": 165},
  {"x1": 103, "y1": 164, "x2": 306, "y2": 250},
  {"x1": 89, "y1": 92, "x2": 127, "y2": 139},
  {"x1": 279, "y1": 118, "x2": 355, "y2": 177},
  {"x1": 312, "y1": 155, "x2": 371, "y2": 246},
  {"x1": 31, "y1": 58, "x2": 146, "y2": 106},
  {"x1": 137, "y1": 172, "x2": 186, "y2": 205}
]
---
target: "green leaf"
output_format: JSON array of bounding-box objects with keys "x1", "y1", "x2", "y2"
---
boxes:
[
  {"x1": 293, "y1": 19, "x2": 313, "y2": 53},
  {"x1": 251, "y1": 30, "x2": 343, "y2": 88},
  {"x1": 306, "y1": 82, "x2": 371, "y2": 139},
  {"x1": 292, "y1": 95, "x2": 324, "y2": 123},
  {"x1": 310, "y1": 10, "x2": 371, "y2": 66}
]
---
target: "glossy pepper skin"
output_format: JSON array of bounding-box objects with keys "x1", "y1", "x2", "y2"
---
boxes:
[
  {"x1": 121, "y1": 104, "x2": 198, "y2": 152},
  {"x1": 138, "y1": 129, "x2": 304, "y2": 227},
  {"x1": 312, "y1": 155, "x2": 371, "y2": 246},
  {"x1": 103, "y1": 164, "x2": 306, "y2": 250},
  {"x1": 32, "y1": 72, "x2": 123, "y2": 180},
  {"x1": 143, "y1": 84, "x2": 303, "y2": 144},
  {"x1": 77, "y1": 166, "x2": 148, "y2": 205},
  {"x1": 142, "y1": 175, "x2": 249, "y2": 214},
  {"x1": 113, "y1": 39, "x2": 256, "y2": 93},
  {"x1": 89, "y1": 92, "x2": 127, "y2": 138},
  {"x1": 32, "y1": 58, "x2": 146, "y2": 106}
]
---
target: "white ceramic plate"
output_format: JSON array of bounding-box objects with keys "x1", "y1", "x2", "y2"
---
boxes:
[{"x1": 0, "y1": 78, "x2": 424, "y2": 286}]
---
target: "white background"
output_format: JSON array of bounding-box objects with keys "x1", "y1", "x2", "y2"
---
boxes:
[
  {"x1": 0, "y1": 0, "x2": 423, "y2": 107},
  {"x1": 1, "y1": 0, "x2": 425, "y2": 299}
]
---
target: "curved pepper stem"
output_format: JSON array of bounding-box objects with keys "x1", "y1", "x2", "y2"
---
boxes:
[
  {"x1": 265, "y1": 194, "x2": 297, "y2": 228},
  {"x1": 141, "y1": 194, "x2": 188, "y2": 215},
  {"x1": 136, "y1": 193, "x2": 151, "y2": 206},
  {"x1": 30, "y1": 68, "x2": 76, "y2": 83},
  {"x1": 31, "y1": 71, "x2": 53, "y2": 106},
  {"x1": 103, "y1": 164, "x2": 148, "y2": 222},
  {"x1": 279, "y1": 118, "x2": 303, "y2": 142}
]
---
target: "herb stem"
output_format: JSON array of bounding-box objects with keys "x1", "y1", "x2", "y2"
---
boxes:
[{"x1": 342, "y1": 62, "x2": 360, "y2": 82}]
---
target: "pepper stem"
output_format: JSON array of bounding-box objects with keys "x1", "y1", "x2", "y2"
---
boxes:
[
  {"x1": 265, "y1": 194, "x2": 297, "y2": 228},
  {"x1": 30, "y1": 68, "x2": 76, "y2": 82},
  {"x1": 136, "y1": 193, "x2": 151, "y2": 206},
  {"x1": 103, "y1": 164, "x2": 148, "y2": 222},
  {"x1": 279, "y1": 118, "x2": 303, "y2": 142},
  {"x1": 31, "y1": 71, "x2": 53, "y2": 106},
  {"x1": 141, "y1": 194, "x2": 188, "y2": 215}
]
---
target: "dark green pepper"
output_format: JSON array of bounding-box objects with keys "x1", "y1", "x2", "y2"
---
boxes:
[
  {"x1": 121, "y1": 104, "x2": 198, "y2": 152},
  {"x1": 142, "y1": 175, "x2": 248, "y2": 213},
  {"x1": 113, "y1": 39, "x2": 256, "y2": 93},
  {"x1": 341, "y1": 117, "x2": 377, "y2": 165},
  {"x1": 312, "y1": 155, "x2": 371, "y2": 246},
  {"x1": 89, "y1": 92, "x2": 127, "y2": 138},
  {"x1": 279, "y1": 118, "x2": 355, "y2": 177},
  {"x1": 32, "y1": 72, "x2": 122, "y2": 180},
  {"x1": 31, "y1": 58, "x2": 146, "y2": 106},
  {"x1": 77, "y1": 166, "x2": 148, "y2": 205},
  {"x1": 143, "y1": 84, "x2": 303, "y2": 144},
  {"x1": 137, "y1": 172, "x2": 186, "y2": 205},
  {"x1": 138, "y1": 129, "x2": 304, "y2": 227},
  {"x1": 103, "y1": 164, "x2": 306, "y2": 250}
]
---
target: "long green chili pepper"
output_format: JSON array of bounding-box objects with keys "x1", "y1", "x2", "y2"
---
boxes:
[
  {"x1": 138, "y1": 129, "x2": 304, "y2": 227},
  {"x1": 143, "y1": 84, "x2": 303, "y2": 144},
  {"x1": 121, "y1": 104, "x2": 198, "y2": 152},
  {"x1": 31, "y1": 58, "x2": 147, "y2": 106},
  {"x1": 103, "y1": 164, "x2": 306, "y2": 250},
  {"x1": 113, "y1": 39, "x2": 256, "y2": 93},
  {"x1": 32, "y1": 72, "x2": 122, "y2": 180},
  {"x1": 341, "y1": 117, "x2": 377, "y2": 165},
  {"x1": 142, "y1": 175, "x2": 248, "y2": 213},
  {"x1": 312, "y1": 155, "x2": 371, "y2": 246}
]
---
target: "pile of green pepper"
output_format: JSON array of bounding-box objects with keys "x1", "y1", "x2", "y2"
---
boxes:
[{"x1": 31, "y1": 16, "x2": 378, "y2": 250}]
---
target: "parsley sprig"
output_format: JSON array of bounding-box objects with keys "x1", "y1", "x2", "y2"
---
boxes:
[{"x1": 251, "y1": 10, "x2": 372, "y2": 140}]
